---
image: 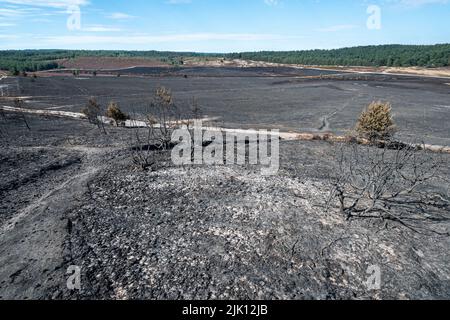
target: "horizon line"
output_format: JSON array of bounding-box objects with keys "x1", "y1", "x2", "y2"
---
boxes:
[{"x1": 1, "y1": 43, "x2": 449, "y2": 54}]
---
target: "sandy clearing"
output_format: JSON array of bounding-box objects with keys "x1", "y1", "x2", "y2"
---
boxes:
[
  {"x1": 383, "y1": 67, "x2": 450, "y2": 78},
  {"x1": 240, "y1": 59, "x2": 450, "y2": 78},
  {"x1": 1, "y1": 105, "x2": 87, "y2": 120},
  {"x1": 185, "y1": 58, "x2": 450, "y2": 78},
  {"x1": 45, "y1": 105, "x2": 78, "y2": 110},
  {"x1": 306, "y1": 65, "x2": 450, "y2": 79},
  {"x1": 0, "y1": 105, "x2": 220, "y2": 128}
]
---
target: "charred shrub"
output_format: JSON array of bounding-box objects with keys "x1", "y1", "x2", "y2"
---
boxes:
[
  {"x1": 81, "y1": 97, "x2": 106, "y2": 134},
  {"x1": 106, "y1": 101, "x2": 129, "y2": 126},
  {"x1": 131, "y1": 86, "x2": 189, "y2": 171},
  {"x1": 327, "y1": 143, "x2": 449, "y2": 235}
]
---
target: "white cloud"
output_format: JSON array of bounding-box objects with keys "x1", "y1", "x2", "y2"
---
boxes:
[
  {"x1": 317, "y1": 25, "x2": 358, "y2": 32},
  {"x1": 264, "y1": 0, "x2": 279, "y2": 6},
  {"x1": 401, "y1": 0, "x2": 448, "y2": 6},
  {"x1": 0, "y1": 0, "x2": 89, "y2": 27},
  {"x1": 107, "y1": 12, "x2": 134, "y2": 20},
  {"x1": 385, "y1": 0, "x2": 448, "y2": 7},
  {"x1": 0, "y1": 7, "x2": 26, "y2": 18},
  {"x1": 82, "y1": 25, "x2": 121, "y2": 32},
  {"x1": 39, "y1": 33, "x2": 302, "y2": 45},
  {"x1": 0, "y1": 34, "x2": 17, "y2": 38},
  {"x1": 0, "y1": 0, "x2": 88, "y2": 8}
]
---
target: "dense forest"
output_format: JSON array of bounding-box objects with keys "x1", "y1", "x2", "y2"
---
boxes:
[
  {"x1": 0, "y1": 44, "x2": 449, "y2": 73},
  {"x1": 227, "y1": 44, "x2": 450, "y2": 68}
]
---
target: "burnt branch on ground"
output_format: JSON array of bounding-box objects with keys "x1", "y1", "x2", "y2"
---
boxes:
[
  {"x1": 327, "y1": 142, "x2": 450, "y2": 235},
  {"x1": 13, "y1": 98, "x2": 30, "y2": 130}
]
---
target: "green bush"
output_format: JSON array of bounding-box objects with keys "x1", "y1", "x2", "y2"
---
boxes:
[{"x1": 356, "y1": 101, "x2": 396, "y2": 141}]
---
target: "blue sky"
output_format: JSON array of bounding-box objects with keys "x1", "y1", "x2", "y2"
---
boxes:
[{"x1": 0, "y1": 0, "x2": 449, "y2": 51}]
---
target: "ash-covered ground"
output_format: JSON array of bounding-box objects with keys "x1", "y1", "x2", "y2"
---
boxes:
[
  {"x1": 2, "y1": 67, "x2": 449, "y2": 146},
  {"x1": 0, "y1": 113, "x2": 449, "y2": 300}
]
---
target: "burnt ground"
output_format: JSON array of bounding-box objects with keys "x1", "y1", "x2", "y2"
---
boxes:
[
  {"x1": 2, "y1": 67, "x2": 449, "y2": 146},
  {"x1": 0, "y1": 114, "x2": 449, "y2": 300},
  {"x1": 0, "y1": 67, "x2": 449, "y2": 300},
  {"x1": 107, "y1": 66, "x2": 343, "y2": 77}
]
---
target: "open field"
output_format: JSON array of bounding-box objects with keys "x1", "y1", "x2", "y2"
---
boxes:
[
  {"x1": 0, "y1": 66, "x2": 449, "y2": 300},
  {"x1": 3, "y1": 66, "x2": 450, "y2": 146},
  {"x1": 30, "y1": 55, "x2": 450, "y2": 78}
]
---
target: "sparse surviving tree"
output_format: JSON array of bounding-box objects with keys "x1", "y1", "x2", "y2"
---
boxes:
[
  {"x1": 81, "y1": 97, "x2": 106, "y2": 134},
  {"x1": 106, "y1": 101, "x2": 129, "y2": 126},
  {"x1": 327, "y1": 142, "x2": 449, "y2": 235},
  {"x1": 356, "y1": 101, "x2": 396, "y2": 141}
]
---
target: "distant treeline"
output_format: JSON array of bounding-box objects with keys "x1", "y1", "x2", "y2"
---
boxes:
[
  {"x1": 0, "y1": 50, "x2": 215, "y2": 73},
  {"x1": 0, "y1": 45, "x2": 449, "y2": 73},
  {"x1": 226, "y1": 44, "x2": 450, "y2": 68}
]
